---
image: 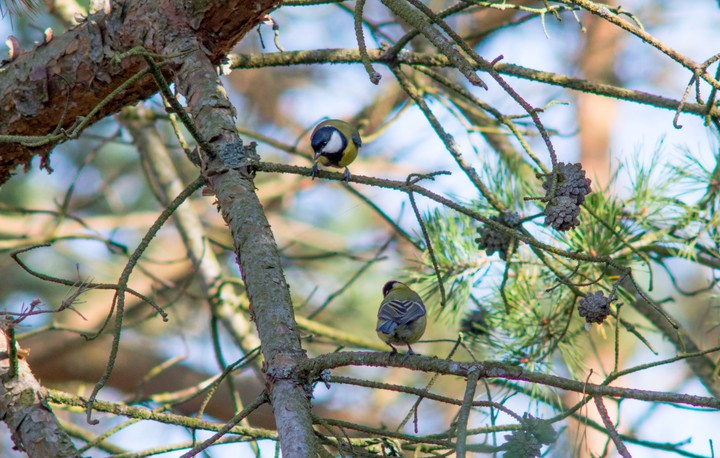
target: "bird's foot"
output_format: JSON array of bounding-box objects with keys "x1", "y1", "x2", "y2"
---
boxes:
[
  {"x1": 343, "y1": 168, "x2": 351, "y2": 183},
  {"x1": 311, "y1": 163, "x2": 319, "y2": 180}
]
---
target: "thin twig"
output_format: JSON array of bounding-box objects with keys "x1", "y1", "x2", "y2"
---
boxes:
[
  {"x1": 84, "y1": 176, "x2": 204, "y2": 424},
  {"x1": 594, "y1": 395, "x2": 631, "y2": 458},
  {"x1": 407, "y1": 184, "x2": 447, "y2": 308},
  {"x1": 179, "y1": 393, "x2": 269, "y2": 458}
]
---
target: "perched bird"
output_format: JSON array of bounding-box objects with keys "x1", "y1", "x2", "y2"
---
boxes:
[
  {"x1": 310, "y1": 119, "x2": 362, "y2": 182},
  {"x1": 376, "y1": 280, "x2": 427, "y2": 355}
]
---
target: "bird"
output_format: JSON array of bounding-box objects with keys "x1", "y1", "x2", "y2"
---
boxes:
[
  {"x1": 310, "y1": 119, "x2": 362, "y2": 182},
  {"x1": 376, "y1": 280, "x2": 427, "y2": 355}
]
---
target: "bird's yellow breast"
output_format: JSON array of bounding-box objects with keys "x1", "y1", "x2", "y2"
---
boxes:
[{"x1": 316, "y1": 143, "x2": 358, "y2": 168}]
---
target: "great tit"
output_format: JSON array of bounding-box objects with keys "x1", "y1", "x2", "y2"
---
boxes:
[
  {"x1": 376, "y1": 280, "x2": 427, "y2": 355},
  {"x1": 310, "y1": 119, "x2": 362, "y2": 182}
]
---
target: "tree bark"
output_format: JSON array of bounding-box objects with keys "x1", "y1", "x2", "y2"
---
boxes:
[
  {"x1": 167, "y1": 42, "x2": 318, "y2": 455},
  {"x1": 0, "y1": 0, "x2": 277, "y2": 183},
  {"x1": 0, "y1": 330, "x2": 78, "y2": 457}
]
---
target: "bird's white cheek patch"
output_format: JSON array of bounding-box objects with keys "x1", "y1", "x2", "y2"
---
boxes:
[{"x1": 323, "y1": 131, "x2": 343, "y2": 154}]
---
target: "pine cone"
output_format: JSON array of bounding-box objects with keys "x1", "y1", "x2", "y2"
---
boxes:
[
  {"x1": 521, "y1": 414, "x2": 557, "y2": 444},
  {"x1": 541, "y1": 162, "x2": 592, "y2": 205},
  {"x1": 544, "y1": 196, "x2": 580, "y2": 231},
  {"x1": 503, "y1": 413, "x2": 557, "y2": 457},
  {"x1": 475, "y1": 211, "x2": 521, "y2": 260},
  {"x1": 503, "y1": 430, "x2": 542, "y2": 458},
  {"x1": 460, "y1": 309, "x2": 488, "y2": 337},
  {"x1": 578, "y1": 291, "x2": 612, "y2": 324}
]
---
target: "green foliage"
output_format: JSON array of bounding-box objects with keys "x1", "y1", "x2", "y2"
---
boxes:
[
  {"x1": 567, "y1": 192, "x2": 631, "y2": 259},
  {"x1": 408, "y1": 207, "x2": 490, "y2": 319},
  {"x1": 405, "y1": 149, "x2": 717, "y2": 377},
  {"x1": 480, "y1": 155, "x2": 539, "y2": 211},
  {"x1": 470, "y1": 265, "x2": 585, "y2": 370}
]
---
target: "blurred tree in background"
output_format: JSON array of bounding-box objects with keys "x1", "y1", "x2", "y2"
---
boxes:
[{"x1": 0, "y1": 0, "x2": 718, "y2": 456}]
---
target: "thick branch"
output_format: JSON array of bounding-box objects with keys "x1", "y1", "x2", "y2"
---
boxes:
[
  {"x1": 0, "y1": 330, "x2": 77, "y2": 457},
  {"x1": 168, "y1": 39, "x2": 317, "y2": 455},
  {"x1": 0, "y1": 0, "x2": 278, "y2": 184},
  {"x1": 299, "y1": 351, "x2": 720, "y2": 410}
]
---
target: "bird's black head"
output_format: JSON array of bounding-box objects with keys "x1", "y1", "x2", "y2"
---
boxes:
[
  {"x1": 382, "y1": 280, "x2": 402, "y2": 297},
  {"x1": 311, "y1": 126, "x2": 344, "y2": 154}
]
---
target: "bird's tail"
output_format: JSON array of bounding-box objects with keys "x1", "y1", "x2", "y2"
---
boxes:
[{"x1": 376, "y1": 321, "x2": 398, "y2": 334}]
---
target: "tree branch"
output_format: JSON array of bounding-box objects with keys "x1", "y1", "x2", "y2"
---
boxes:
[
  {"x1": 167, "y1": 38, "x2": 318, "y2": 455},
  {"x1": 229, "y1": 48, "x2": 720, "y2": 118},
  {"x1": 0, "y1": 0, "x2": 278, "y2": 184},
  {"x1": 299, "y1": 351, "x2": 720, "y2": 410},
  {"x1": 0, "y1": 329, "x2": 78, "y2": 457}
]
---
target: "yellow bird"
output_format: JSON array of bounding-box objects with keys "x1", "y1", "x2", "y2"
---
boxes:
[
  {"x1": 376, "y1": 281, "x2": 427, "y2": 355},
  {"x1": 310, "y1": 119, "x2": 362, "y2": 182}
]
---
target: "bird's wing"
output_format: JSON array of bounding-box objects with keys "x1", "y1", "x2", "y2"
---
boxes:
[
  {"x1": 378, "y1": 299, "x2": 426, "y2": 325},
  {"x1": 352, "y1": 132, "x2": 362, "y2": 148}
]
